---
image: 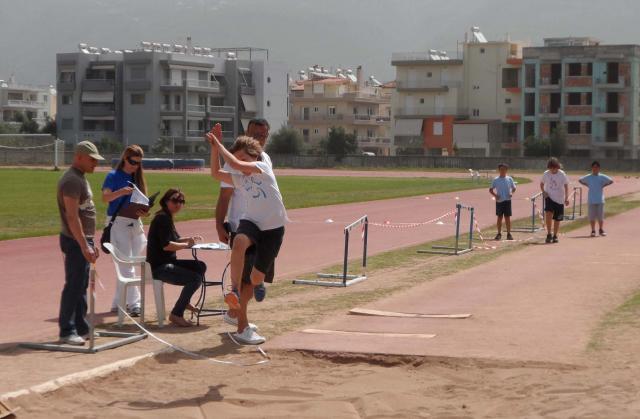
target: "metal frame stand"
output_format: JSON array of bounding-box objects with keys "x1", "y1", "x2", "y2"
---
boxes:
[
  {"x1": 293, "y1": 216, "x2": 368, "y2": 287},
  {"x1": 512, "y1": 192, "x2": 544, "y2": 233},
  {"x1": 564, "y1": 186, "x2": 583, "y2": 221},
  {"x1": 191, "y1": 243, "x2": 229, "y2": 325},
  {"x1": 418, "y1": 204, "x2": 474, "y2": 255},
  {"x1": 20, "y1": 268, "x2": 146, "y2": 354}
]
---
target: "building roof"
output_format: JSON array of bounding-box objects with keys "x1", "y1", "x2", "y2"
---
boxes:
[
  {"x1": 453, "y1": 119, "x2": 500, "y2": 125},
  {"x1": 381, "y1": 81, "x2": 396, "y2": 88}
]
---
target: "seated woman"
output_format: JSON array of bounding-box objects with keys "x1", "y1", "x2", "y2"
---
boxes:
[{"x1": 147, "y1": 188, "x2": 204, "y2": 327}]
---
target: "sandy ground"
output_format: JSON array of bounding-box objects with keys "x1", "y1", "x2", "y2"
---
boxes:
[{"x1": 5, "y1": 204, "x2": 640, "y2": 418}]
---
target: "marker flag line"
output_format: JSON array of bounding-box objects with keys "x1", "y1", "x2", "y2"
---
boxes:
[{"x1": 118, "y1": 307, "x2": 269, "y2": 367}]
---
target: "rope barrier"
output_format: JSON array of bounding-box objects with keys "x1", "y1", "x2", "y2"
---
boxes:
[{"x1": 0, "y1": 142, "x2": 57, "y2": 150}]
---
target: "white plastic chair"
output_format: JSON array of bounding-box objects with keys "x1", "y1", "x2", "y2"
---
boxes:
[{"x1": 102, "y1": 243, "x2": 166, "y2": 327}]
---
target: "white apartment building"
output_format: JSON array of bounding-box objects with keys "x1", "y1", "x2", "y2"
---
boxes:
[{"x1": 0, "y1": 76, "x2": 56, "y2": 128}]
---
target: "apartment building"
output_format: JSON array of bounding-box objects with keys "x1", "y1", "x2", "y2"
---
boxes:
[
  {"x1": 390, "y1": 27, "x2": 524, "y2": 156},
  {"x1": 523, "y1": 38, "x2": 640, "y2": 159},
  {"x1": 289, "y1": 66, "x2": 392, "y2": 155},
  {"x1": 56, "y1": 41, "x2": 287, "y2": 152},
  {"x1": 0, "y1": 76, "x2": 56, "y2": 127}
]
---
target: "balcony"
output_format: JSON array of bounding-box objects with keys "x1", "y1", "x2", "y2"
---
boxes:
[
  {"x1": 57, "y1": 80, "x2": 76, "y2": 91},
  {"x1": 566, "y1": 134, "x2": 592, "y2": 148},
  {"x1": 160, "y1": 104, "x2": 182, "y2": 113},
  {"x1": 593, "y1": 134, "x2": 625, "y2": 147},
  {"x1": 82, "y1": 79, "x2": 115, "y2": 91},
  {"x1": 539, "y1": 105, "x2": 560, "y2": 118},
  {"x1": 394, "y1": 106, "x2": 467, "y2": 118},
  {"x1": 342, "y1": 91, "x2": 388, "y2": 102},
  {"x1": 82, "y1": 104, "x2": 115, "y2": 117},
  {"x1": 564, "y1": 105, "x2": 592, "y2": 116},
  {"x1": 539, "y1": 78, "x2": 561, "y2": 90},
  {"x1": 5, "y1": 100, "x2": 46, "y2": 109},
  {"x1": 506, "y1": 107, "x2": 521, "y2": 120},
  {"x1": 595, "y1": 76, "x2": 626, "y2": 89},
  {"x1": 78, "y1": 131, "x2": 116, "y2": 142},
  {"x1": 240, "y1": 85, "x2": 256, "y2": 95},
  {"x1": 357, "y1": 136, "x2": 392, "y2": 146},
  {"x1": 160, "y1": 79, "x2": 184, "y2": 89},
  {"x1": 352, "y1": 114, "x2": 390, "y2": 125},
  {"x1": 208, "y1": 105, "x2": 235, "y2": 116},
  {"x1": 396, "y1": 80, "x2": 460, "y2": 92},
  {"x1": 595, "y1": 106, "x2": 624, "y2": 119},
  {"x1": 506, "y1": 56, "x2": 523, "y2": 66},
  {"x1": 186, "y1": 79, "x2": 221, "y2": 92},
  {"x1": 564, "y1": 76, "x2": 593, "y2": 88},
  {"x1": 186, "y1": 104, "x2": 206, "y2": 114},
  {"x1": 391, "y1": 52, "x2": 463, "y2": 66}
]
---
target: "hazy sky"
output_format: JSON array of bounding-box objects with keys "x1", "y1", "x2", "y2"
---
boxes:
[{"x1": 2, "y1": 0, "x2": 640, "y2": 86}]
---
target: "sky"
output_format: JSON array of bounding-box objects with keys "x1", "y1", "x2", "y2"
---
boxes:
[{"x1": 2, "y1": 0, "x2": 640, "y2": 86}]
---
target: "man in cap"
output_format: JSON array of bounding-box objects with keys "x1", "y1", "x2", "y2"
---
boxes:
[{"x1": 57, "y1": 140, "x2": 104, "y2": 345}]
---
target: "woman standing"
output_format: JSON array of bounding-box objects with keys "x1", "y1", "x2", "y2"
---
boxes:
[
  {"x1": 147, "y1": 188, "x2": 205, "y2": 327},
  {"x1": 102, "y1": 145, "x2": 148, "y2": 316}
]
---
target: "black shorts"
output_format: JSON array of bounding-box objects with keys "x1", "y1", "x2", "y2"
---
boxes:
[
  {"x1": 545, "y1": 197, "x2": 565, "y2": 221},
  {"x1": 496, "y1": 200, "x2": 512, "y2": 217},
  {"x1": 234, "y1": 220, "x2": 284, "y2": 282}
]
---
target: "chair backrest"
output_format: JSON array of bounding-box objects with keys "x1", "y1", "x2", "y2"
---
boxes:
[{"x1": 102, "y1": 242, "x2": 128, "y2": 264}]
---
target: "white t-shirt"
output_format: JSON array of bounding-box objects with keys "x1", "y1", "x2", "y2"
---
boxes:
[
  {"x1": 541, "y1": 169, "x2": 569, "y2": 204},
  {"x1": 231, "y1": 158, "x2": 286, "y2": 231},
  {"x1": 221, "y1": 152, "x2": 272, "y2": 232}
]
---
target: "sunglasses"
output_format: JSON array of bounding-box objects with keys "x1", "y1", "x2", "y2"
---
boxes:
[
  {"x1": 126, "y1": 157, "x2": 141, "y2": 166},
  {"x1": 170, "y1": 197, "x2": 185, "y2": 204}
]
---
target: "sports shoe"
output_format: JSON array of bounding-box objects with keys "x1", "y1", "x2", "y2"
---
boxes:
[
  {"x1": 552, "y1": 235, "x2": 559, "y2": 243},
  {"x1": 494, "y1": 233, "x2": 502, "y2": 241},
  {"x1": 590, "y1": 230, "x2": 596, "y2": 237},
  {"x1": 128, "y1": 305, "x2": 141, "y2": 317},
  {"x1": 59, "y1": 334, "x2": 85, "y2": 346},
  {"x1": 233, "y1": 326, "x2": 266, "y2": 345},
  {"x1": 222, "y1": 312, "x2": 258, "y2": 331},
  {"x1": 506, "y1": 233, "x2": 514, "y2": 241},
  {"x1": 254, "y1": 283, "x2": 266, "y2": 302},
  {"x1": 224, "y1": 289, "x2": 241, "y2": 310},
  {"x1": 545, "y1": 234, "x2": 553, "y2": 243},
  {"x1": 599, "y1": 229, "x2": 607, "y2": 236}
]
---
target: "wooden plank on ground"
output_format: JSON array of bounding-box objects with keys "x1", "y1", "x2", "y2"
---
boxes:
[
  {"x1": 301, "y1": 329, "x2": 436, "y2": 339},
  {"x1": 349, "y1": 307, "x2": 472, "y2": 319}
]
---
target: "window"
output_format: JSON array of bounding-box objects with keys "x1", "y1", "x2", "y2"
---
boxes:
[
  {"x1": 43, "y1": 95, "x2": 48, "y2": 103},
  {"x1": 524, "y1": 64, "x2": 536, "y2": 88},
  {"x1": 328, "y1": 106, "x2": 336, "y2": 115},
  {"x1": 313, "y1": 128, "x2": 320, "y2": 134},
  {"x1": 586, "y1": 92, "x2": 592, "y2": 105},
  {"x1": 131, "y1": 93, "x2": 145, "y2": 105},
  {"x1": 267, "y1": 77, "x2": 271, "y2": 83},
  {"x1": 313, "y1": 107, "x2": 319, "y2": 112},
  {"x1": 267, "y1": 100, "x2": 271, "y2": 107},
  {"x1": 480, "y1": 48, "x2": 485, "y2": 54},
  {"x1": 419, "y1": 98, "x2": 425, "y2": 104},
  {"x1": 62, "y1": 95, "x2": 73, "y2": 105},
  {"x1": 175, "y1": 95, "x2": 181, "y2": 110},
  {"x1": 586, "y1": 121, "x2": 592, "y2": 134},
  {"x1": 501, "y1": 68, "x2": 519, "y2": 88},
  {"x1": 353, "y1": 107, "x2": 357, "y2": 115},
  {"x1": 505, "y1": 98, "x2": 512, "y2": 104},
  {"x1": 130, "y1": 66, "x2": 147, "y2": 80},
  {"x1": 61, "y1": 118, "x2": 73, "y2": 130},
  {"x1": 433, "y1": 121, "x2": 443, "y2": 135},
  {"x1": 568, "y1": 63, "x2": 582, "y2": 76},
  {"x1": 59, "y1": 71, "x2": 75, "y2": 83},
  {"x1": 586, "y1": 62, "x2": 593, "y2": 76},
  {"x1": 472, "y1": 109, "x2": 480, "y2": 116},
  {"x1": 567, "y1": 121, "x2": 581, "y2": 134},
  {"x1": 427, "y1": 72, "x2": 432, "y2": 78},
  {"x1": 568, "y1": 93, "x2": 581, "y2": 105},
  {"x1": 367, "y1": 128, "x2": 374, "y2": 138},
  {"x1": 302, "y1": 129, "x2": 309, "y2": 142}
]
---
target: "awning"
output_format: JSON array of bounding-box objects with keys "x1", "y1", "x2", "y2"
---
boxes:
[
  {"x1": 241, "y1": 118, "x2": 251, "y2": 131},
  {"x1": 393, "y1": 119, "x2": 423, "y2": 136},
  {"x1": 91, "y1": 65, "x2": 115, "y2": 70},
  {"x1": 81, "y1": 91, "x2": 114, "y2": 102},
  {"x1": 240, "y1": 94, "x2": 257, "y2": 112},
  {"x1": 82, "y1": 116, "x2": 115, "y2": 120}
]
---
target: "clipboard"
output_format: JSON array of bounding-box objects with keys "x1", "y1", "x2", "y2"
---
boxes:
[{"x1": 118, "y1": 189, "x2": 159, "y2": 219}]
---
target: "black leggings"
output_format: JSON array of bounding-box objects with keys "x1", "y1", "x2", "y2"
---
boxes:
[{"x1": 153, "y1": 260, "x2": 205, "y2": 317}]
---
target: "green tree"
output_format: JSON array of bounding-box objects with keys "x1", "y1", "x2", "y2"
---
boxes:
[
  {"x1": 324, "y1": 126, "x2": 357, "y2": 160},
  {"x1": 0, "y1": 122, "x2": 19, "y2": 134},
  {"x1": 549, "y1": 126, "x2": 567, "y2": 157},
  {"x1": 266, "y1": 126, "x2": 303, "y2": 154},
  {"x1": 40, "y1": 117, "x2": 57, "y2": 136},
  {"x1": 97, "y1": 137, "x2": 123, "y2": 154},
  {"x1": 151, "y1": 137, "x2": 173, "y2": 154},
  {"x1": 523, "y1": 136, "x2": 550, "y2": 157},
  {"x1": 18, "y1": 112, "x2": 39, "y2": 134}
]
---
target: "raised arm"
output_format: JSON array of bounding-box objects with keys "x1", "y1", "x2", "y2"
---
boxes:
[
  {"x1": 207, "y1": 131, "x2": 234, "y2": 185},
  {"x1": 206, "y1": 124, "x2": 261, "y2": 174}
]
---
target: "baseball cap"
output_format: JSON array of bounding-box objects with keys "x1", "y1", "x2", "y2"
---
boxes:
[{"x1": 75, "y1": 140, "x2": 105, "y2": 160}]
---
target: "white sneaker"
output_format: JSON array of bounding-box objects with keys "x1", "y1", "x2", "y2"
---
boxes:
[
  {"x1": 223, "y1": 312, "x2": 258, "y2": 331},
  {"x1": 233, "y1": 326, "x2": 266, "y2": 345},
  {"x1": 59, "y1": 334, "x2": 85, "y2": 346}
]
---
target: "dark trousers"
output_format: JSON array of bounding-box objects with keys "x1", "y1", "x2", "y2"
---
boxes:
[
  {"x1": 153, "y1": 260, "x2": 205, "y2": 317},
  {"x1": 58, "y1": 234, "x2": 91, "y2": 338}
]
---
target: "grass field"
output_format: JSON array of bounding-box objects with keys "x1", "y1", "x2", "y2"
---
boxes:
[{"x1": 0, "y1": 168, "x2": 522, "y2": 241}]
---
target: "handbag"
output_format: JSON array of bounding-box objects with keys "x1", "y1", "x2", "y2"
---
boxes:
[{"x1": 100, "y1": 195, "x2": 127, "y2": 254}]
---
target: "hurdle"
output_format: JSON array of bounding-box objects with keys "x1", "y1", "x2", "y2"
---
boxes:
[
  {"x1": 293, "y1": 215, "x2": 368, "y2": 287},
  {"x1": 563, "y1": 186, "x2": 583, "y2": 221},
  {"x1": 512, "y1": 191, "x2": 544, "y2": 233},
  {"x1": 20, "y1": 268, "x2": 146, "y2": 354},
  {"x1": 418, "y1": 203, "x2": 474, "y2": 255}
]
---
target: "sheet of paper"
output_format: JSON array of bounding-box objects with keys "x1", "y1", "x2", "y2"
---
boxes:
[{"x1": 128, "y1": 182, "x2": 149, "y2": 205}]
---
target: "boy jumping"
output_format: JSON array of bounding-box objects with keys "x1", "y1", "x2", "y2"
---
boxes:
[
  {"x1": 541, "y1": 157, "x2": 570, "y2": 243},
  {"x1": 489, "y1": 163, "x2": 516, "y2": 240},
  {"x1": 207, "y1": 124, "x2": 286, "y2": 345},
  {"x1": 579, "y1": 161, "x2": 613, "y2": 237}
]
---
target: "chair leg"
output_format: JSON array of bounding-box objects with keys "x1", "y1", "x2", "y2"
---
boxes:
[
  {"x1": 153, "y1": 280, "x2": 166, "y2": 327},
  {"x1": 117, "y1": 281, "x2": 126, "y2": 326}
]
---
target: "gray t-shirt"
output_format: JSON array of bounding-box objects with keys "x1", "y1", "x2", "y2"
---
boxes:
[{"x1": 57, "y1": 167, "x2": 97, "y2": 239}]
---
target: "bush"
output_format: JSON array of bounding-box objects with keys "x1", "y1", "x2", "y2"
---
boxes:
[
  {"x1": 324, "y1": 126, "x2": 357, "y2": 161},
  {"x1": 266, "y1": 126, "x2": 303, "y2": 154}
]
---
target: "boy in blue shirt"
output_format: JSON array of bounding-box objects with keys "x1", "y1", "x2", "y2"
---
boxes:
[
  {"x1": 579, "y1": 161, "x2": 613, "y2": 237},
  {"x1": 489, "y1": 163, "x2": 517, "y2": 240}
]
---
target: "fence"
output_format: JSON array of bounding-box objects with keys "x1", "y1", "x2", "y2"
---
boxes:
[
  {"x1": 293, "y1": 216, "x2": 368, "y2": 287},
  {"x1": 564, "y1": 186, "x2": 583, "y2": 221},
  {"x1": 418, "y1": 204, "x2": 475, "y2": 255},
  {"x1": 512, "y1": 192, "x2": 543, "y2": 233}
]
